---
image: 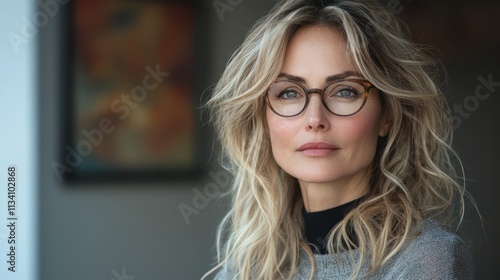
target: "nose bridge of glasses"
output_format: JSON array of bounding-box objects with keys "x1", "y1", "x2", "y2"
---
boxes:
[
  {"x1": 305, "y1": 88, "x2": 324, "y2": 95},
  {"x1": 305, "y1": 88, "x2": 328, "y2": 109},
  {"x1": 304, "y1": 88, "x2": 328, "y2": 114}
]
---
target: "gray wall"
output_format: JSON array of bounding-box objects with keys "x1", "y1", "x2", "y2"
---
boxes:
[{"x1": 38, "y1": 1, "x2": 498, "y2": 280}]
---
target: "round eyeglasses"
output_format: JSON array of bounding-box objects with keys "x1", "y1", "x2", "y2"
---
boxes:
[{"x1": 265, "y1": 78, "x2": 375, "y2": 117}]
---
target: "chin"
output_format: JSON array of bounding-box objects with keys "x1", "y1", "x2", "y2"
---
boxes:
[{"x1": 290, "y1": 169, "x2": 342, "y2": 184}]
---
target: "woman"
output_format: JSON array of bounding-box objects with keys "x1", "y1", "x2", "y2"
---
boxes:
[{"x1": 205, "y1": 0, "x2": 474, "y2": 279}]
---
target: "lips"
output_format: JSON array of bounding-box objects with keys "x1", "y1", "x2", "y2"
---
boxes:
[
  {"x1": 297, "y1": 142, "x2": 339, "y2": 156},
  {"x1": 297, "y1": 142, "x2": 339, "y2": 151}
]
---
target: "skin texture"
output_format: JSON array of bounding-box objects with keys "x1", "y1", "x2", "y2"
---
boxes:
[{"x1": 266, "y1": 25, "x2": 390, "y2": 212}]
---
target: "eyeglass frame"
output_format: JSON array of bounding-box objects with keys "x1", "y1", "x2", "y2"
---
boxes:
[{"x1": 265, "y1": 78, "x2": 375, "y2": 117}]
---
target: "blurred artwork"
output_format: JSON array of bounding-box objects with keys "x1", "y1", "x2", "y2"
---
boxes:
[{"x1": 71, "y1": 0, "x2": 199, "y2": 178}]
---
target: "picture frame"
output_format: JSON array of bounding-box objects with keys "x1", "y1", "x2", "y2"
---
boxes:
[{"x1": 58, "y1": 0, "x2": 210, "y2": 184}]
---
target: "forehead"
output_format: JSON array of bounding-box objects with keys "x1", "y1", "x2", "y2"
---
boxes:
[{"x1": 281, "y1": 25, "x2": 356, "y2": 85}]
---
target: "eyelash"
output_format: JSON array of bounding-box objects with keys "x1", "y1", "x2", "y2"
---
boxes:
[
  {"x1": 330, "y1": 86, "x2": 360, "y2": 99},
  {"x1": 278, "y1": 89, "x2": 302, "y2": 99}
]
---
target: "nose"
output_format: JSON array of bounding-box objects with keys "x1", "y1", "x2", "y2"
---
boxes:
[{"x1": 305, "y1": 94, "x2": 331, "y2": 132}]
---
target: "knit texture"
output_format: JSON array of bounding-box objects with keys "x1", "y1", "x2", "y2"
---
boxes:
[{"x1": 215, "y1": 220, "x2": 474, "y2": 279}]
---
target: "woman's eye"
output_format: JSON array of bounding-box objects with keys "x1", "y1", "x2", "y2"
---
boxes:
[
  {"x1": 334, "y1": 87, "x2": 359, "y2": 99},
  {"x1": 279, "y1": 90, "x2": 301, "y2": 100}
]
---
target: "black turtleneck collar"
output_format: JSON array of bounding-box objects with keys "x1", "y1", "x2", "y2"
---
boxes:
[{"x1": 302, "y1": 196, "x2": 363, "y2": 254}]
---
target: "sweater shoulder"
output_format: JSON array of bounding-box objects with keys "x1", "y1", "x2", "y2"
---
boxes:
[
  {"x1": 413, "y1": 220, "x2": 464, "y2": 244},
  {"x1": 385, "y1": 220, "x2": 474, "y2": 279},
  {"x1": 403, "y1": 220, "x2": 470, "y2": 258}
]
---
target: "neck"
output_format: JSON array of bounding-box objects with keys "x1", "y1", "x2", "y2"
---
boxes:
[{"x1": 299, "y1": 169, "x2": 370, "y2": 212}]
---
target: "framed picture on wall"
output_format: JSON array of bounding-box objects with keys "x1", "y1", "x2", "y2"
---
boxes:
[{"x1": 57, "y1": 0, "x2": 209, "y2": 183}]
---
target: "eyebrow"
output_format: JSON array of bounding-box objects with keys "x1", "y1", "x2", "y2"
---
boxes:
[{"x1": 277, "y1": 70, "x2": 363, "y2": 83}]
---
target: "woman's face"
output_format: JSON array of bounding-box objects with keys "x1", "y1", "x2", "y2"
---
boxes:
[{"x1": 266, "y1": 25, "x2": 389, "y2": 196}]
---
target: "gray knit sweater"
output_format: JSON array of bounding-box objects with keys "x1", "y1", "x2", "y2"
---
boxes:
[{"x1": 215, "y1": 220, "x2": 474, "y2": 279}]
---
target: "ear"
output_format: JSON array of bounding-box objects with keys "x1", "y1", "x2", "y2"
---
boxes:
[{"x1": 378, "y1": 112, "x2": 391, "y2": 137}]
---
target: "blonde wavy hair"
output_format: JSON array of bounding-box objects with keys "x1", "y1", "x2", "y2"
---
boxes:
[{"x1": 204, "y1": 0, "x2": 469, "y2": 279}]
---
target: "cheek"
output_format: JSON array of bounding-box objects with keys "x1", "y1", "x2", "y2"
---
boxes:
[
  {"x1": 335, "y1": 103, "x2": 383, "y2": 156},
  {"x1": 267, "y1": 110, "x2": 284, "y2": 143},
  {"x1": 339, "y1": 116, "x2": 380, "y2": 141},
  {"x1": 266, "y1": 109, "x2": 295, "y2": 161}
]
